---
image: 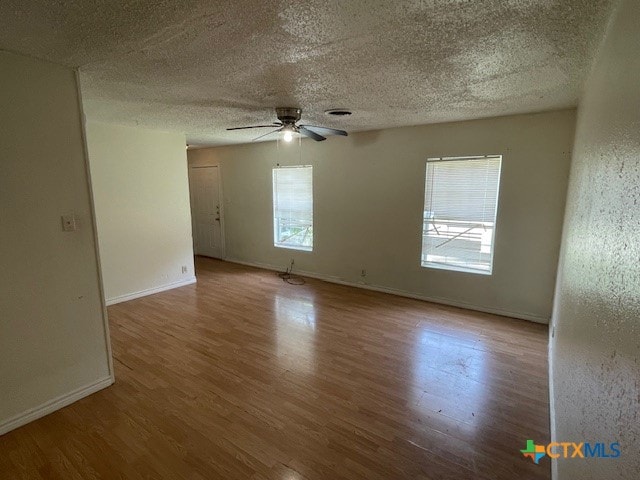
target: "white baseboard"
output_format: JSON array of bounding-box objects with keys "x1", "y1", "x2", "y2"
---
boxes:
[
  {"x1": 225, "y1": 257, "x2": 549, "y2": 324},
  {"x1": 0, "y1": 375, "x2": 114, "y2": 436},
  {"x1": 548, "y1": 323, "x2": 558, "y2": 479},
  {"x1": 106, "y1": 277, "x2": 197, "y2": 306}
]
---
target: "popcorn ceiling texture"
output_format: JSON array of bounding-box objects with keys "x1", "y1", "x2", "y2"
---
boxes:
[{"x1": 0, "y1": 0, "x2": 614, "y2": 145}]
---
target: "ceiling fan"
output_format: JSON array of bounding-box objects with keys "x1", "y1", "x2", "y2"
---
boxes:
[{"x1": 227, "y1": 107, "x2": 348, "y2": 142}]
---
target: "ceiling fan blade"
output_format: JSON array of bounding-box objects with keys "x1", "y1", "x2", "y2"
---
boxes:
[
  {"x1": 252, "y1": 128, "x2": 283, "y2": 142},
  {"x1": 299, "y1": 125, "x2": 348, "y2": 136},
  {"x1": 298, "y1": 126, "x2": 326, "y2": 141},
  {"x1": 227, "y1": 124, "x2": 280, "y2": 131}
]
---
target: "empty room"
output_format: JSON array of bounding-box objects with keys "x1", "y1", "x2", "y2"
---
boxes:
[{"x1": 1, "y1": 1, "x2": 638, "y2": 479}]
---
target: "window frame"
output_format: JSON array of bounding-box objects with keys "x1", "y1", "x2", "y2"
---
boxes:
[
  {"x1": 272, "y1": 165, "x2": 314, "y2": 252},
  {"x1": 420, "y1": 155, "x2": 502, "y2": 275}
]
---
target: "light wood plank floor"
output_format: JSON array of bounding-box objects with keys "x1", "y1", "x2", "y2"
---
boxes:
[{"x1": 1, "y1": 257, "x2": 551, "y2": 479}]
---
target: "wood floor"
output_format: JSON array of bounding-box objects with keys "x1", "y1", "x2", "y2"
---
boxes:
[{"x1": 1, "y1": 257, "x2": 551, "y2": 479}]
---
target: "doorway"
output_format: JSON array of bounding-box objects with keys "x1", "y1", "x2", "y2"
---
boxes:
[{"x1": 189, "y1": 165, "x2": 224, "y2": 259}]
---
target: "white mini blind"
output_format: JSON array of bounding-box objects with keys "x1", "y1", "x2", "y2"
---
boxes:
[
  {"x1": 422, "y1": 155, "x2": 502, "y2": 274},
  {"x1": 273, "y1": 166, "x2": 313, "y2": 251}
]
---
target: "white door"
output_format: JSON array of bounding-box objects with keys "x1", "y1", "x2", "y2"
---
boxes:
[{"x1": 190, "y1": 166, "x2": 224, "y2": 258}]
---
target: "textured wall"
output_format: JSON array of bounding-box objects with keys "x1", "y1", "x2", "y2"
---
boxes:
[
  {"x1": 0, "y1": 51, "x2": 112, "y2": 432},
  {"x1": 85, "y1": 122, "x2": 195, "y2": 303},
  {"x1": 189, "y1": 110, "x2": 575, "y2": 322},
  {"x1": 550, "y1": 0, "x2": 640, "y2": 478}
]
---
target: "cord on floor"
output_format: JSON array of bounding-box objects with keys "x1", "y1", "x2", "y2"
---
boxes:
[{"x1": 277, "y1": 260, "x2": 306, "y2": 285}]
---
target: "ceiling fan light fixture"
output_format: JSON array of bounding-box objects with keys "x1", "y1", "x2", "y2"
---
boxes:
[
  {"x1": 281, "y1": 124, "x2": 296, "y2": 143},
  {"x1": 227, "y1": 108, "x2": 348, "y2": 142}
]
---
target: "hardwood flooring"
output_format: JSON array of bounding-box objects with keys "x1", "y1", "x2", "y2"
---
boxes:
[{"x1": 0, "y1": 256, "x2": 551, "y2": 479}]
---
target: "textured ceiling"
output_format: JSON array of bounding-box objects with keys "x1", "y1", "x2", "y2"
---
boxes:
[{"x1": 0, "y1": 0, "x2": 615, "y2": 146}]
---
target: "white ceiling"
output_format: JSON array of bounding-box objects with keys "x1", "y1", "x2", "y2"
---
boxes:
[{"x1": 0, "y1": 0, "x2": 615, "y2": 146}]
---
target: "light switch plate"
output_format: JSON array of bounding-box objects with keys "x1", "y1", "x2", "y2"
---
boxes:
[{"x1": 61, "y1": 214, "x2": 76, "y2": 232}]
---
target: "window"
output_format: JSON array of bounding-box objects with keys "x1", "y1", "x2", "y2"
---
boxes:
[
  {"x1": 273, "y1": 165, "x2": 313, "y2": 251},
  {"x1": 421, "y1": 155, "x2": 502, "y2": 275}
]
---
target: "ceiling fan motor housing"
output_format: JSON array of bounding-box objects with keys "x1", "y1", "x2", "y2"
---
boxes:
[
  {"x1": 226, "y1": 107, "x2": 347, "y2": 141},
  {"x1": 276, "y1": 107, "x2": 302, "y2": 125}
]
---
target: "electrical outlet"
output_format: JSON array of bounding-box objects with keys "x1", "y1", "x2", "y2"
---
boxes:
[
  {"x1": 61, "y1": 214, "x2": 76, "y2": 232},
  {"x1": 358, "y1": 268, "x2": 368, "y2": 285},
  {"x1": 181, "y1": 265, "x2": 188, "y2": 274}
]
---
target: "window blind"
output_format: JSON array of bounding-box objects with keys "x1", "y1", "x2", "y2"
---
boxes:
[
  {"x1": 422, "y1": 155, "x2": 502, "y2": 274},
  {"x1": 273, "y1": 166, "x2": 313, "y2": 251}
]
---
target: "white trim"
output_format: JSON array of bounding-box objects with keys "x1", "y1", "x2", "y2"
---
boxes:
[
  {"x1": 74, "y1": 70, "x2": 115, "y2": 381},
  {"x1": 225, "y1": 258, "x2": 549, "y2": 323},
  {"x1": 106, "y1": 277, "x2": 197, "y2": 306},
  {"x1": 188, "y1": 164, "x2": 226, "y2": 259},
  {"x1": 216, "y1": 164, "x2": 226, "y2": 259},
  {"x1": 549, "y1": 325, "x2": 557, "y2": 480},
  {"x1": 0, "y1": 376, "x2": 114, "y2": 436},
  {"x1": 225, "y1": 257, "x2": 549, "y2": 324},
  {"x1": 548, "y1": 268, "x2": 561, "y2": 479}
]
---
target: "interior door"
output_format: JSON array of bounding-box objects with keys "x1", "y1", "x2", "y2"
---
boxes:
[{"x1": 190, "y1": 166, "x2": 224, "y2": 258}]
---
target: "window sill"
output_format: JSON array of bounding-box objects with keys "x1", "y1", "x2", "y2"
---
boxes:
[
  {"x1": 275, "y1": 244, "x2": 313, "y2": 252},
  {"x1": 421, "y1": 261, "x2": 492, "y2": 276}
]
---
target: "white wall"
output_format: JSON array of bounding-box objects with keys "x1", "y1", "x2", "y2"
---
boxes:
[
  {"x1": 0, "y1": 51, "x2": 112, "y2": 434},
  {"x1": 550, "y1": 0, "x2": 640, "y2": 478},
  {"x1": 189, "y1": 110, "x2": 575, "y2": 322},
  {"x1": 85, "y1": 122, "x2": 195, "y2": 304}
]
